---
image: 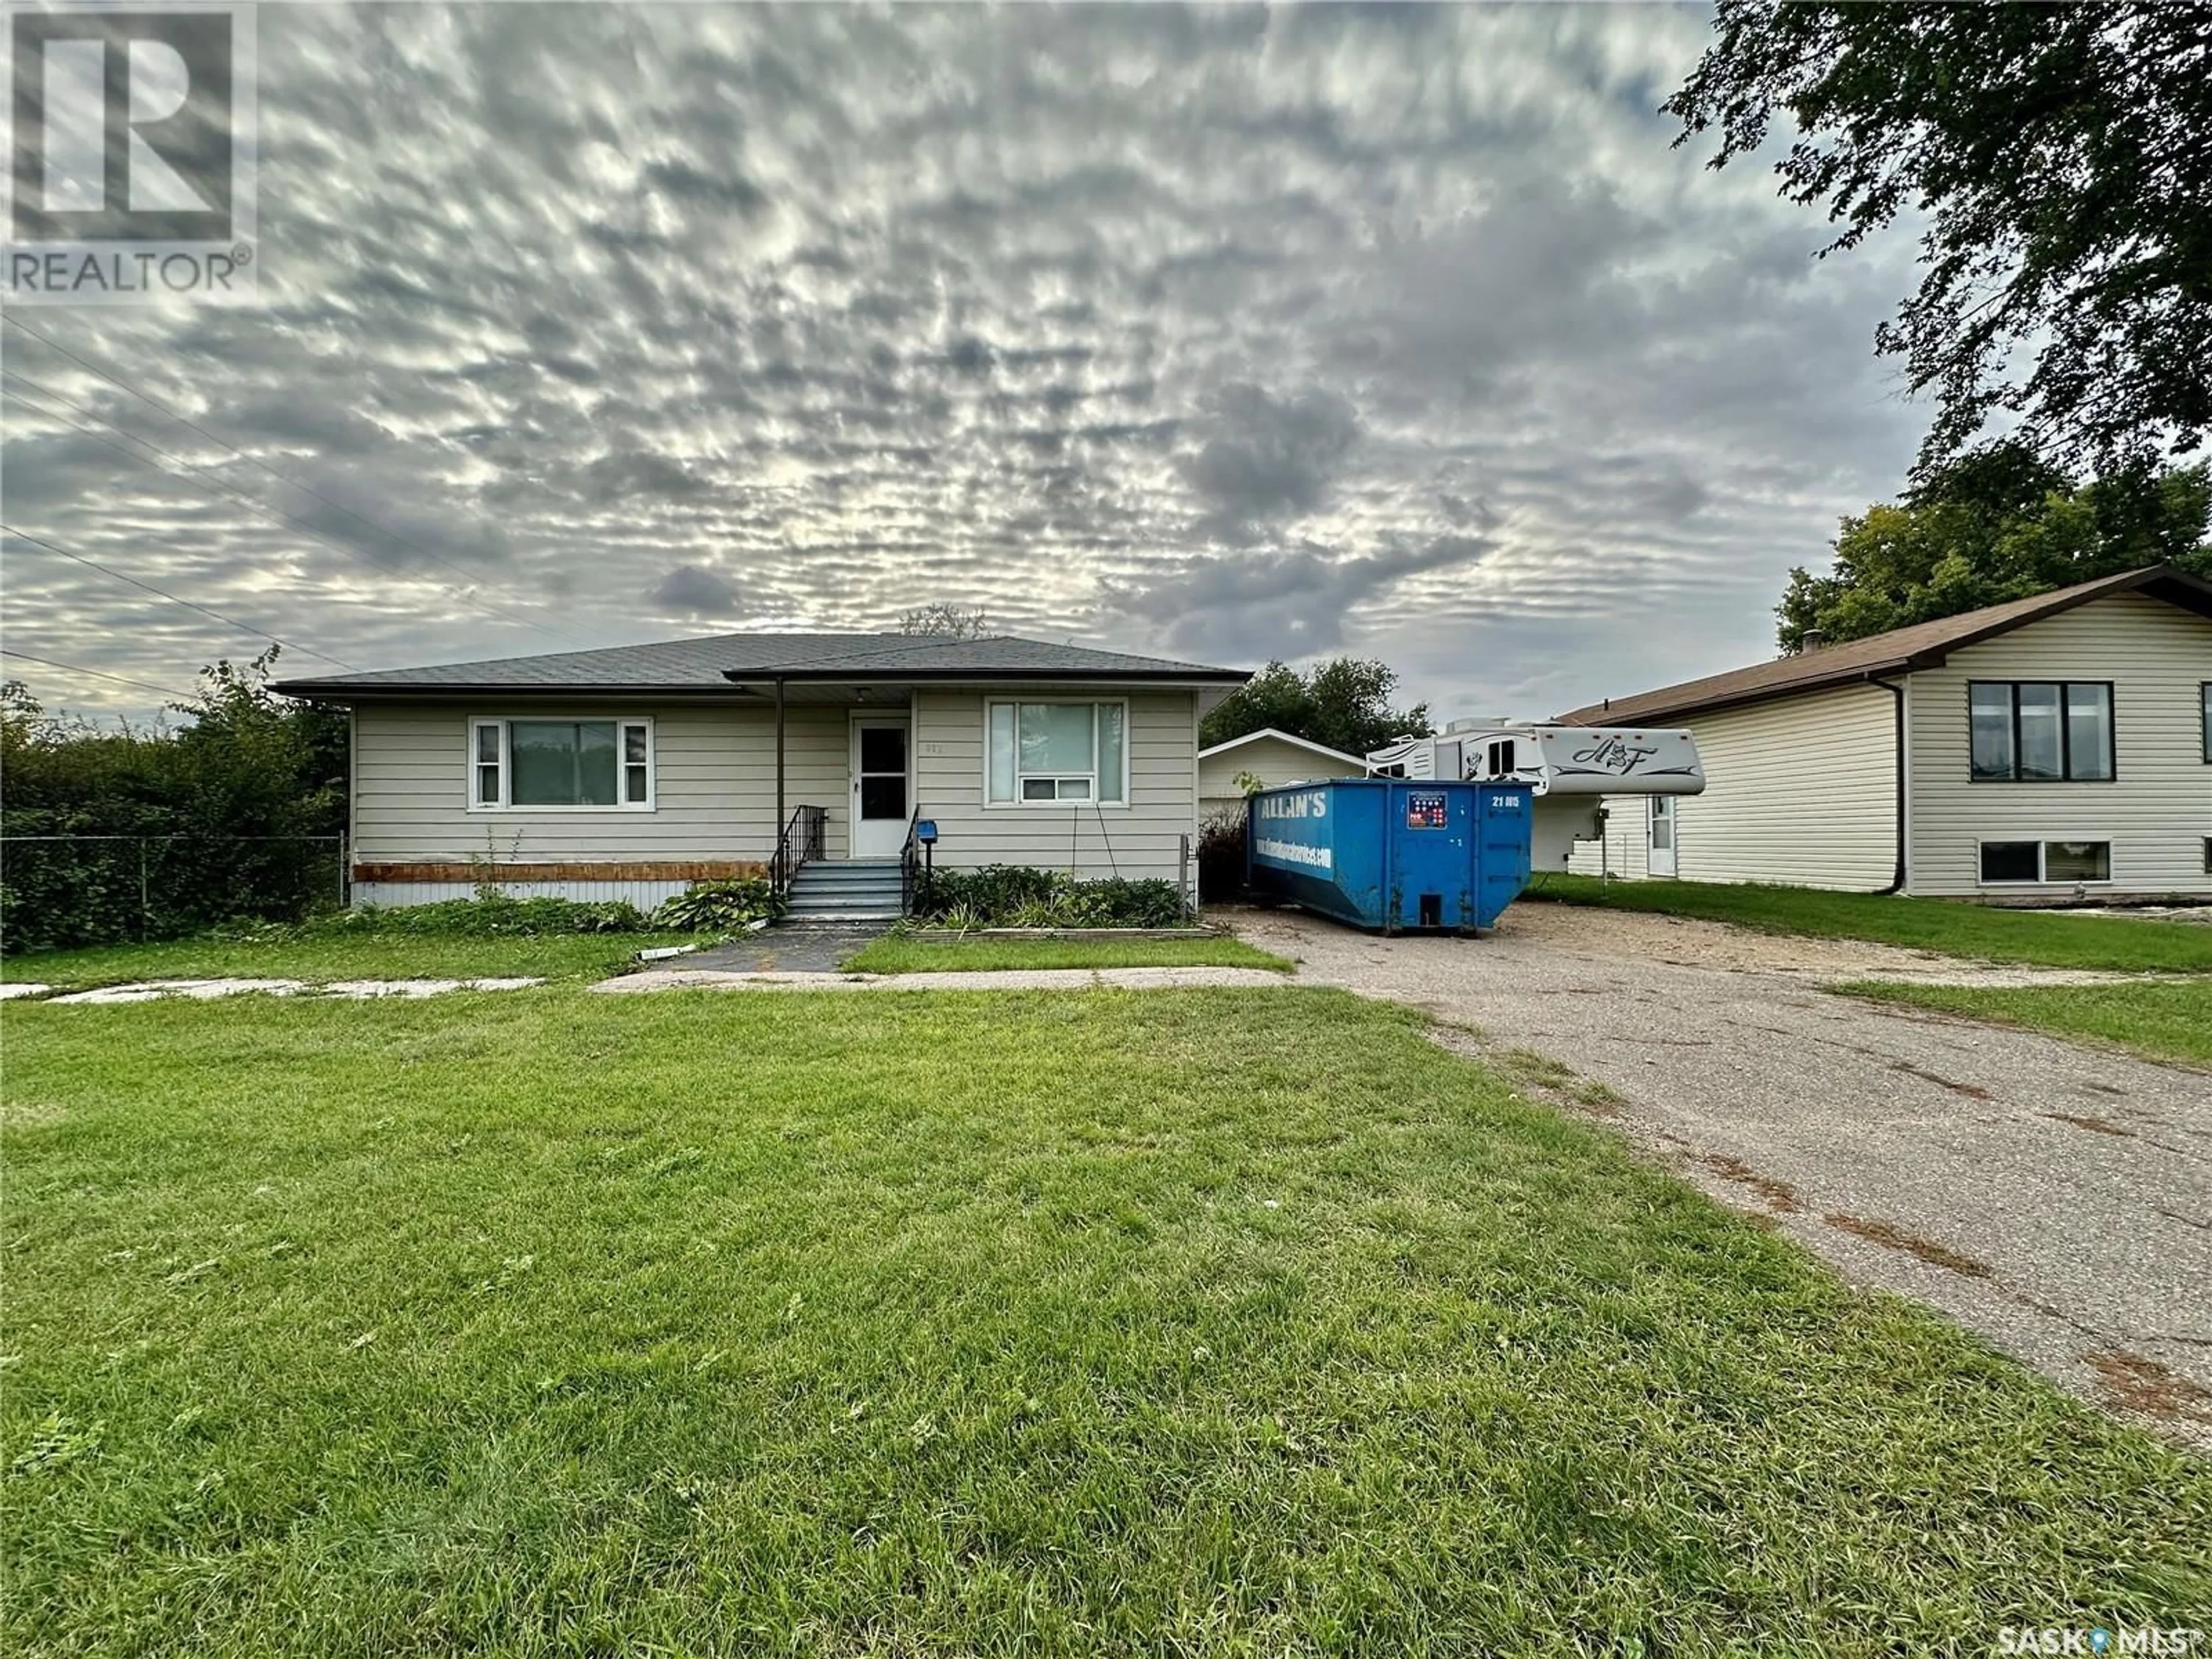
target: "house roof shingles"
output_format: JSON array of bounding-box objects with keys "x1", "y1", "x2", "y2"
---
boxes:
[
  {"x1": 1555, "y1": 564, "x2": 2212, "y2": 727},
  {"x1": 271, "y1": 632, "x2": 1249, "y2": 698}
]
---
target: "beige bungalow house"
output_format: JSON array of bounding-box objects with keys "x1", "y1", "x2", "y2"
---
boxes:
[
  {"x1": 1196, "y1": 727, "x2": 1369, "y2": 821},
  {"x1": 1554, "y1": 565, "x2": 2212, "y2": 900},
  {"x1": 274, "y1": 632, "x2": 1248, "y2": 921}
]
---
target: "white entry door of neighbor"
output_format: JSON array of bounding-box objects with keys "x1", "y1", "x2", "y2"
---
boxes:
[
  {"x1": 849, "y1": 717, "x2": 911, "y2": 858},
  {"x1": 1647, "y1": 796, "x2": 1677, "y2": 877}
]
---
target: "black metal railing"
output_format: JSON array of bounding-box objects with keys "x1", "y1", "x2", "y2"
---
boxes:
[
  {"x1": 899, "y1": 808, "x2": 924, "y2": 917},
  {"x1": 770, "y1": 804, "x2": 827, "y2": 897}
]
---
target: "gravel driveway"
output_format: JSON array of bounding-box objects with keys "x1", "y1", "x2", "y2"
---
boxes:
[{"x1": 1226, "y1": 903, "x2": 2212, "y2": 1446}]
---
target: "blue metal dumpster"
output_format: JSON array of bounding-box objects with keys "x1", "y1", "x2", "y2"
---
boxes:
[{"x1": 1244, "y1": 778, "x2": 1535, "y2": 934}]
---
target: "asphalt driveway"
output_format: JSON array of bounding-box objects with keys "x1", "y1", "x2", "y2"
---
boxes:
[{"x1": 1226, "y1": 903, "x2": 2212, "y2": 1446}]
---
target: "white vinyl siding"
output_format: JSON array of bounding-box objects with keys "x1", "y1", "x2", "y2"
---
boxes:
[
  {"x1": 1197, "y1": 734, "x2": 1366, "y2": 819},
  {"x1": 353, "y1": 691, "x2": 1206, "y2": 891},
  {"x1": 1559, "y1": 798, "x2": 1650, "y2": 880},
  {"x1": 1566, "y1": 683, "x2": 1897, "y2": 889},
  {"x1": 914, "y1": 687, "x2": 1199, "y2": 882},
  {"x1": 351, "y1": 702, "x2": 851, "y2": 865},
  {"x1": 1907, "y1": 592, "x2": 2212, "y2": 897}
]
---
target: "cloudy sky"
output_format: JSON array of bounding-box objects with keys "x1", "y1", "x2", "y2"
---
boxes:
[{"x1": 1, "y1": 2, "x2": 1927, "y2": 725}]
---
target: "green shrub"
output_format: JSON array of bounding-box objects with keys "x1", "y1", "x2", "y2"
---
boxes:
[
  {"x1": 652, "y1": 877, "x2": 782, "y2": 933},
  {"x1": 294, "y1": 893, "x2": 652, "y2": 939},
  {"x1": 1196, "y1": 809, "x2": 1247, "y2": 901},
  {"x1": 1, "y1": 654, "x2": 346, "y2": 954},
  {"x1": 912, "y1": 865, "x2": 1187, "y2": 929}
]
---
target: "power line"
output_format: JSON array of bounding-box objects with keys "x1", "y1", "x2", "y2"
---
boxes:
[
  {"x1": 2, "y1": 369, "x2": 200, "y2": 480},
  {"x1": 1, "y1": 365, "x2": 593, "y2": 649},
  {"x1": 0, "y1": 362, "x2": 597, "y2": 649},
  {"x1": 0, "y1": 647, "x2": 200, "y2": 703},
  {"x1": 1, "y1": 522, "x2": 357, "y2": 671},
  {"x1": 2, "y1": 312, "x2": 551, "y2": 594}
]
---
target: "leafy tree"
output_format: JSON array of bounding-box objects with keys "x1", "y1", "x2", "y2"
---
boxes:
[
  {"x1": 897, "y1": 604, "x2": 994, "y2": 639},
  {"x1": 1199, "y1": 657, "x2": 1430, "y2": 756},
  {"x1": 1, "y1": 649, "x2": 350, "y2": 951},
  {"x1": 1776, "y1": 457, "x2": 2212, "y2": 652},
  {"x1": 1666, "y1": 2, "x2": 2212, "y2": 479}
]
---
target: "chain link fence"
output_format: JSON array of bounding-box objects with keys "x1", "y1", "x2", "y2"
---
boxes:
[{"x1": 0, "y1": 834, "x2": 347, "y2": 952}]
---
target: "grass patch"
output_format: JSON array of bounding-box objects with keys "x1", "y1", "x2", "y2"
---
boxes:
[
  {"x1": 842, "y1": 934, "x2": 1293, "y2": 974},
  {"x1": 1834, "y1": 978, "x2": 2212, "y2": 1068},
  {"x1": 5, "y1": 987, "x2": 2207, "y2": 1654},
  {"x1": 0, "y1": 929, "x2": 688, "y2": 991},
  {"x1": 1529, "y1": 873, "x2": 2212, "y2": 974}
]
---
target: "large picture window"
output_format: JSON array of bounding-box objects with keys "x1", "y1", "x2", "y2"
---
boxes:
[
  {"x1": 469, "y1": 717, "x2": 654, "y2": 810},
  {"x1": 986, "y1": 701, "x2": 1126, "y2": 805},
  {"x1": 1968, "y1": 682, "x2": 2113, "y2": 781}
]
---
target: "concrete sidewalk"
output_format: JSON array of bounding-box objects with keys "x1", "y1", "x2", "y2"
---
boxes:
[{"x1": 592, "y1": 965, "x2": 1291, "y2": 993}]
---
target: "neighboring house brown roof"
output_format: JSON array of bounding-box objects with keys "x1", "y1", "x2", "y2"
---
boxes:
[{"x1": 1555, "y1": 563, "x2": 2212, "y2": 727}]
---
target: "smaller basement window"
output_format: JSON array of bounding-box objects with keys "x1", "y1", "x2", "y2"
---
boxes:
[
  {"x1": 2044, "y1": 840, "x2": 2111, "y2": 883},
  {"x1": 469, "y1": 717, "x2": 655, "y2": 810},
  {"x1": 1978, "y1": 840, "x2": 2111, "y2": 884}
]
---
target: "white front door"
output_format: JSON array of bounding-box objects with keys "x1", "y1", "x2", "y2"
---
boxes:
[
  {"x1": 1647, "y1": 796, "x2": 1677, "y2": 877},
  {"x1": 849, "y1": 717, "x2": 911, "y2": 858}
]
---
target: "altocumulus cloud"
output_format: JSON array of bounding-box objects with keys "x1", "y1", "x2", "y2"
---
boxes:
[
  {"x1": 649, "y1": 565, "x2": 743, "y2": 619},
  {"x1": 0, "y1": 3, "x2": 1922, "y2": 720}
]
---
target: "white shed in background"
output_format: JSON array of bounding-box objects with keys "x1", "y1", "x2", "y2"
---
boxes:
[{"x1": 1198, "y1": 728, "x2": 1369, "y2": 821}]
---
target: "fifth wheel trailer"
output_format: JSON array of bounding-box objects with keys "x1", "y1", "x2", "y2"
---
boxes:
[{"x1": 1366, "y1": 722, "x2": 1706, "y2": 872}]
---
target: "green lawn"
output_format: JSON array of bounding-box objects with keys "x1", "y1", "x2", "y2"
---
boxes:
[
  {"x1": 5, "y1": 987, "x2": 2206, "y2": 1656},
  {"x1": 0, "y1": 930, "x2": 691, "y2": 991},
  {"x1": 1835, "y1": 978, "x2": 2212, "y2": 1069},
  {"x1": 843, "y1": 934, "x2": 1293, "y2": 974},
  {"x1": 1529, "y1": 873, "x2": 2212, "y2": 973}
]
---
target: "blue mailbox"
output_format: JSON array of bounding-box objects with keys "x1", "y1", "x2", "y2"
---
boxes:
[{"x1": 1244, "y1": 778, "x2": 1533, "y2": 934}]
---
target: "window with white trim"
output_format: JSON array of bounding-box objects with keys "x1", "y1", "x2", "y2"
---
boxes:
[
  {"x1": 1978, "y1": 839, "x2": 2110, "y2": 884},
  {"x1": 986, "y1": 701, "x2": 1126, "y2": 804},
  {"x1": 469, "y1": 717, "x2": 654, "y2": 810}
]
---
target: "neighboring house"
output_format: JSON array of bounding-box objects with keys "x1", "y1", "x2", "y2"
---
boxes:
[
  {"x1": 1554, "y1": 565, "x2": 2212, "y2": 900},
  {"x1": 1196, "y1": 727, "x2": 1369, "y2": 821},
  {"x1": 272, "y1": 633, "x2": 1248, "y2": 916}
]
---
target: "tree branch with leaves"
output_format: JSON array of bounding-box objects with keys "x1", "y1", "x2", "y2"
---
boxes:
[{"x1": 1668, "y1": 1, "x2": 2212, "y2": 480}]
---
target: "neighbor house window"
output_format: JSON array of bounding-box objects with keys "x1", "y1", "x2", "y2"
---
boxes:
[
  {"x1": 986, "y1": 701, "x2": 1126, "y2": 804},
  {"x1": 469, "y1": 718, "x2": 654, "y2": 809},
  {"x1": 1968, "y1": 682, "x2": 2113, "y2": 781},
  {"x1": 1978, "y1": 839, "x2": 2111, "y2": 884}
]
